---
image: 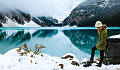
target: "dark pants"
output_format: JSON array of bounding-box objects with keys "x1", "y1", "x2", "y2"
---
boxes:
[{"x1": 91, "y1": 46, "x2": 104, "y2": 64}]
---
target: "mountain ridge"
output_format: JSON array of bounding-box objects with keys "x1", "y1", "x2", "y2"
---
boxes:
[
  {"x1": 0, "y1": 4, "x2": 61, "y2": 27},
  {"x1": 63, "y1": 0, "x2": 120, "y2": 27}
]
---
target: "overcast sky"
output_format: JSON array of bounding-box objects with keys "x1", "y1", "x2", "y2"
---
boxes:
[{"x1": 0, "y1": 0, "x2": 85, "y2": 21}]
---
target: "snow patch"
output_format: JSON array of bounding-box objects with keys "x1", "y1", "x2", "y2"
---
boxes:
[
  {"x1": 81, "y1": 58, "x2": 89, "y2": 63},
  {"x1": 2, "y1": 18, "x2": 41, "y2": 27}
]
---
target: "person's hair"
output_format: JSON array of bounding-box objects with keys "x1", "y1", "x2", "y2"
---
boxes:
[
  {"x1": 97, "y1": 24, "x2": 107, "y2": 34},
  {"x1": 97, "y1": 27, "x2": 102, "y2": 34},
  {"x1": 102, "y1": 24, "x2": 107, "y2": 30}
]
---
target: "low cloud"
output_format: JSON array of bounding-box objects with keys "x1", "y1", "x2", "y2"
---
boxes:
[{"x1": 0, "y1": 0, "x2": 85, "y2": 21}]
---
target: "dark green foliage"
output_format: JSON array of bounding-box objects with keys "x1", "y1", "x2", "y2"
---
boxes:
[
  {"x1": 15, "y1": 9, "x2": 31, "y2": 22},
  {"x1": 38, "y1": 17, "x2": 55, "y2": 26},
  {"x1": 70, "y1": 20, "x2": 77, "y2": 26},
  {"x1": 12, "y1": 15, "x2": 25, "y2": 24},
  {"x1": 32, "y1": 30, "x2": 58, "y2": 38},
  {"x1": 0, "y1": 31, "x2": 7, "y2": 41},
  {"x1": 0, "y1": 24, "x2": 2, "y2": 27},
  {"x1": 17, "y1": 32, "x2": 31, "y2": 44},
  {"x1": 32, "y1": 17, "x2": 40, "y2": 24},
  {"x1": 63, "y1": 17, "x2": 69, "y2": 26},
  {"x1": 10, "y1": 9, "x2": 31, "y2": 24},
  {"x1": 0, "y1": 13, "x2": 7, "y2": 23},
  {"x1": 47, "y1": 17, "x2": 58, "y2": 23},
  {"x1": 0, "y1": 13, "x2": 4, "y2": 20},
  {"x1": 31, "y1": 17, "x2": 46, "y2": 27}
]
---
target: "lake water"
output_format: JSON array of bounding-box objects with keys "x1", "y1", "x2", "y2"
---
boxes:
[{"x1": 0, "y1": 27, "x2": 120, "y2": 60}]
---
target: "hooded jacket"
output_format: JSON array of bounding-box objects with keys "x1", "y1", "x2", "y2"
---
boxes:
[{"x1": 96, "y1": 27, "x2": 108, "y2": 50}]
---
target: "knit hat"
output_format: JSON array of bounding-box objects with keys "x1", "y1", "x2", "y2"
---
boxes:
[{"x1": 95, "y1": 21, "x2": 103, "y2": 27}]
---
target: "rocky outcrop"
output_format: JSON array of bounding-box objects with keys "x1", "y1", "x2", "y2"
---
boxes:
[
  {"x1": 61, "y1": 55, "x2": 74, "y2": 59},
  {"x1": 71, "y1": 61, "x2": 80, "y2": 66},
  {"x1": 104, "y1": 38, "x2": 120, "y2": 65},
  {"x1": 58, "y1": 64, "x2": 64, "y2": 69}
]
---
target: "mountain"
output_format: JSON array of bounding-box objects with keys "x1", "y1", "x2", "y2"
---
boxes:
[
  {"x1": 32, "y1": 16, "x2": 62, "y2": 27},
  {"x1": 0, "y1": 4, "x2": 61, "y2": 27},
  {"x1": 63, "y1": 0, "x2": 120, "y2": 27}
]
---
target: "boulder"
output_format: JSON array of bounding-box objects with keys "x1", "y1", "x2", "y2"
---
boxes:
[
  {"x1": 58, "y1": 64, "x2": 64, "y2": 69},
  {"x1": 103, "y1": 38, "x2": 120, "y2": 65},
  {"x1": 61, "y1": 55, "x2": 74, "y2": 59},
  {"x1": 71, "y1": 61, "x2": 79, "y2": 66}
]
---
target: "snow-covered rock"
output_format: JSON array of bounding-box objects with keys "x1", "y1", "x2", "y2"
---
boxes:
[{"x1": 109, "y1": 34, "x2": 120, "y2": 38}]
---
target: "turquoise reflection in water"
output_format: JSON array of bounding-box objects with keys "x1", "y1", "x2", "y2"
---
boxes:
[{"x1": 0, "y1": 27, "x2": 120, "y2": 60}]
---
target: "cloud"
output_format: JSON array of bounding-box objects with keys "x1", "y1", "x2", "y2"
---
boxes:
[{"x1": 0, "y1": 0, "x2": 85, "y2": 21}]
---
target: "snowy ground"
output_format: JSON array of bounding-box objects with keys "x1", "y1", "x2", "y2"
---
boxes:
[{"x1": 0, "y1": 48, "x2": 120, "y2": 70}]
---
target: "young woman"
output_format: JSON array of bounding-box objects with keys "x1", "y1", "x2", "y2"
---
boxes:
[{"x1": 84, "y1": 21, "x2": 108, "y2": 67}]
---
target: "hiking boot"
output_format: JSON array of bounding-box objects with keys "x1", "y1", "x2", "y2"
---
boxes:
[
  {"x1": 83, "y1": 63, "x2": 92, "y2": 67},
  {"x1": 87, "y1": 58, "x2": 93, "y2": 63},
  {"x1": 96, "y1": 63, "x2": 102, "y2": 67}
]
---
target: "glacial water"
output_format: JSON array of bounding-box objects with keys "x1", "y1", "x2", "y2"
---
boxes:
[{"x1": 0, "y1": 27, "x2": 120, "y2": 60}]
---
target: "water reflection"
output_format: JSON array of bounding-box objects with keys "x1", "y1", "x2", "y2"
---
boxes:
[
  {"x1": 0, "y1": 31, "x2": 31, "y2": 44},
  {"x1": 63, "y1": 29, "x2": 99, "y2": 55},
  {"x1": 0, "y1": 28, "x2": 120, "y2": 59},
  {"x1": 63, "y1": 29, "x2": 120, "y2": 55},
  {"x1": 0, "y1": 29, "x2": 58, "y2": 54},
  {"x1": 32, "y1": 30, "x2": 58, "y2": 38},
  {"x1": 107, "y1": 29, "x2": 120, "y2": 37},
  {"x1": 0, "y1": 30, "x2": 7, "y2": 41}
]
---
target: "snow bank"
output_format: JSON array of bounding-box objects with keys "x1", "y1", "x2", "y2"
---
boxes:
[
  {"x1": 109, "y1": 34, "x2": 120, "y2": 38},
  {"x1": 0, "y1": 48, "x2": 120, "y2": 70},
  {"x1": 63, "y1": 25, "x2": 77, "y2": 27},
  {"x1": 20, "y1": 21, "x2": 41, "y2": 27}
]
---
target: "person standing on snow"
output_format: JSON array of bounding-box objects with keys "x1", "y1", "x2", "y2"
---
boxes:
[{"x1": 84, "y1": 21, "x2": 108, "y2": 67}]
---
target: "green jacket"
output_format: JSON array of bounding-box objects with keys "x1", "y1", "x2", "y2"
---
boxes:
[{"x1": 96, "y1": 29, "x2": 108, "y2": 50}]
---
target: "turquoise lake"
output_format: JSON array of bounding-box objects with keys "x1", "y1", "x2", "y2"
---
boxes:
[{"x1": 0, "y1": 27, "x2": 120, "y2": 60}]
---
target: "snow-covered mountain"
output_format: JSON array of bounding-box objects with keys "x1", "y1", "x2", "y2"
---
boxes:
[
  {"x1": 0, "y1": 4, "x2": 60, "y2": 27},
  {"x1": 0, "y1": 4, "x2": 37, "y2": 27},
  {"x1": 63, "y1": 0, "x2": 120, "y2": 27},
  {"x1": 32, "y1": 17, "x2": 62, "y2": 27},
  {"x1": 0, "y1": 0, "x2": 85, "y2": 27}
]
